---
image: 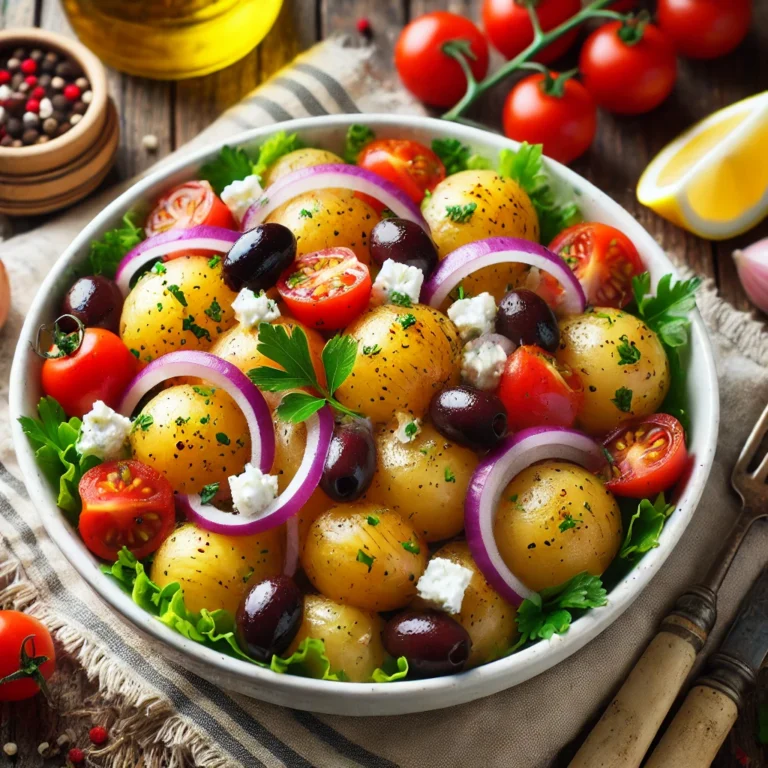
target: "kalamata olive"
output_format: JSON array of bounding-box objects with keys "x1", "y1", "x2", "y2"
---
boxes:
[
  {"x1": 496, "y1": 288, "x2": 559, "y2": 352},
  {"x1": 429, "y1": 386, "x2": 507, "y2": 450},
  {"x1": 383, "y1": 610, "x2": 472, "y2": 678},
  {"x1": 370, "y1": 218, "x2": 439, "y2": 278},
  {"x1": 320, "y1": 419, "x2": 376, "y2": 502},
  {"x1": 61, "y1": 276, "x2": 123, "y2": 333},
  {"x1": 222, "y1": 223, "x2": 296, "y2": 293},
  {"x1": 235, "y1": 575, "x2": 303, "y2": 662}
]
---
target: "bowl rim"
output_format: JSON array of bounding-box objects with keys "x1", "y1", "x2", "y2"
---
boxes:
[{"x1": 9, "y1": 113, "x2": 720, "y2": 713}]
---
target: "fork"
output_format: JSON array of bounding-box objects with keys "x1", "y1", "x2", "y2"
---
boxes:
[{"x1": 569, "y1": 403, "x2": 768, "y2": 768}]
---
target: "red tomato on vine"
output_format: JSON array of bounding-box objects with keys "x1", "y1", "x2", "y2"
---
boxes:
[{"x1": 0, "y1": 611, "x2": 56, "y2": 702}]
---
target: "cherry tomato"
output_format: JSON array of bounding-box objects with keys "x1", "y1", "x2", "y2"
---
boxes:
[
  {"x1": 0, "y1": 611, "x2": 55, "y2": 702},
  {"x1": 482, "y1": 0, "x2": 582, "y2": 65},
  {"x1": 549, "y1": 222, "x2": 645, "y2": 308},
  {"x1": 41, "y1": 327, "x2": 138, "y2": 418},
  {"x1": 145, "y1": 181, "x2": 235, "y2": 237},
  {"x1": 579, "y1": 21, "x2": 677, "y2": 115},
  {"x1": 79, "y1": 460, "x2": 175, "y2": 561},
  {"x1": 395, "y1": 12, "x2": 489, "y2": 108},
  {"x1": 498, "y1": 345, "x2": 583, "y2": 430},
  {"x1": 657, "y1": 0, "x2": 751, "y2": 59},
  {"x1": 277, "y1": 247, "x2": 372, "y2": 331},
  {"x1": 357, "y1": 139, "x2": 446, "y2": 206},
  {"x1": 604, "y1": 414, "x2": 687, "y2": 498},
  {"x1": 502, "y1": 72, "x2": 597, "y2": 165}
]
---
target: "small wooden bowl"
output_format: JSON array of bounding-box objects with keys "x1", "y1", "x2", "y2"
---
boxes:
[{"x1": 0, "y1": 28, "x2": 119, "y2": 217}]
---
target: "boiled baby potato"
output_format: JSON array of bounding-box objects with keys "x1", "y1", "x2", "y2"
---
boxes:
[
  {"x1": 422, "y1": 170, "x2": 539, "y2": 303},
  {"x1": 263, "y1": 147, "x2": 344, "y2": 186},
  {"x1": 335, "y1": 304, "x2": 462, "y2": 424},
  {"x1": 301, "y1": 503, "x2": 428, "y2": 612},
  {"x1": 129, "y1": 384, "x2": 250, "y2": 495},
  {"x1": 151, "y1": 522, "x2": 283, "y2": 614},
  {"x1": 556, "y1": 307, "x2": 670, "y2": 435},
  {"x1": 266, "y1": 190, "x2": 379, "y2": 265},
  {"x1": 120, "y1": 255, "x2": 237, "y2": 362},
  {"x1": 285, "y1": 595, "x2": 386, "y2": 682},
  {"x1": 494, "y1": 461, "x2": 622, "y2": 591},
  {"x1": 365, "y1": 421, "x2": 478, "y2": 542}
]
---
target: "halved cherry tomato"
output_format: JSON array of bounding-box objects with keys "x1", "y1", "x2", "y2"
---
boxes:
[
  {"x1": 79, "y1": 460, "x2": 175, "y2": 560},
  {"x1": 498, "y1": 345, "x2": 583, "y2": 430},
  {"x1": 604, "y1": 414, "x2": 687, "y2": 498},
  {"x1": 549, "y1": 222, "x2": 645, "y2": 308},
  {"x1": 0, "y1": 611, "x2": 55, "y2": 702},
  {"x1": 357, "y1": 139, "x2": 446, "y2": 207},
  {"x1": 277, "y1": 247, "x2": 372, "y2": 331},
  {"x1": 41, "y1": 327, "x2": 138, "y2": 417},
  {"x1": 145, "y1": 181, "x2": 235, "y2": 237}
]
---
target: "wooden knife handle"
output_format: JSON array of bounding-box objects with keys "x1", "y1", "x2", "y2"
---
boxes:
[{"x1": 569, "y1": 585, "x2": 717, "y2": 768}]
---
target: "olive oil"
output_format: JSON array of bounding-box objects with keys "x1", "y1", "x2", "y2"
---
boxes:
[{"x1": 62, "y1": 0, "x2": 283, "y2": 80}]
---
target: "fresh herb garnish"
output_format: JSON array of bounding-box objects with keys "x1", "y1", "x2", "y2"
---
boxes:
[
  {"x1": 620, "y1": 493, "x2": 674, "y2": 560},
  {"x1": 404, "y1": 422, "x2": 418, "y2": 439},
  {"x1": 151, "y1": 262, "x2": 166, "y2": 275},
  {"x1": 299, "y1": 208, "x2": 313, "y2": 219},
  {"x1": 559, "y1": 514, "x2": 578, "y2": 533},
  {"x1": 362, "y1": 344, "x2": 381, "y2": 356},
  {"x1": 208, "y1": 255, "x2": 221, "y2": 269},
  {"x1": 200, "y1": 415, "x2": 210, "y2": 424},
  {"x1": 612, "y1": 387, "x2": 633, "y2": 413},
  {"x1": 344, "y1": 124, "x2": 375, "y2": 164},
  {"x1": 390, "y1": 291, "x2": 412, "y2": 308},
  {"x1": 216, "y1": 432, "x2": 230, "y2": 446},
  {"x1": 204, "y1": 299, "x2": 222, "y2": 322},
  {"x1": 357, "y1": 549, "x2": 375, "y2": 572},
  {"x1": 401, "y1": 541, "x2": 420, "y2": 555},
  {"x1": 444, "y1": 467, "x2": 456, "y2": 483},
  {"x1": 431, "y1": 138, "x2": 491, "y2": 175},
  {"x1": 167, "y1": 284, "x2": 187, "y2": 307},
  {"x1": 130, "y1": 348, "x2": 140, "y2": 359},
  {"x1": 87, "y1": 213, "x2": 144, "y2": 279},
  {"x1": 200, "y1": 482, "x2": 220, "y2": 505},
  {"x1": 445, "y1": 202, "x2": 477, "y2": 223},
  {"x1": 192, "y1": 386, "x2": 215, "y2": 398},
  {"x1": 397, "y1": 313, "x2": 416, "y2": 330},
  {"x1": 617, "y1": 334, "x2": 641, "y2": 365},
  {"x1": 182, "y1": 315, "x2": 211, "y2": 342},
  {"x1": 199, "y1": 145, "x2": 255, "y2": 195},
  {"x1": 251, "y1": 131, "x2": 304, "y2": 181},
  {"x1": 175, "y1": 416, "x2": 190, "y2": 426},
  {"x1": 367, "y1": 515, "x2": 380, "y2": 526},
  {"x1": 132, "y1": 414, "x2": 153, "y2": 432},
  {"x1": 594, "y1": 311, "x2": 614, "y2": 325}
]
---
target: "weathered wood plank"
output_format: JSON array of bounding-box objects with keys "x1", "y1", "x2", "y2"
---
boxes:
[{"x1": 0, "y1": 0, "x2": 38, "y2": 27}]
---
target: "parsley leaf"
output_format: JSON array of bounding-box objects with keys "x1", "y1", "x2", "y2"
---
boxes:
[
  {"x1": 445, "y1": 203, "x2": 477, "y2": 223},
  {"x1": 199, "y1": 145, "x2": 255, "y2": 195},
  {"x1": 559, "y1": 514, "x2": 578, "y2": 533},
  {"x1": 216, "y1": 432, "x2": 230, "y2": 446},
  {"x1": 617, "y1": 334, "x2": 641, "y2": 365},
  {"x1": 204, "y1": 299, "x2": 222, "y2": 322},
  {"x1": 208, "y1": 255, "x2": 220, "y2": 269},
  {"x1": 620, "y1": 493, "x2": 675, "y2": 560},
  {"x1": 151, "y1": 262, "x2": 166, "y2": 275},
  {"x1": 251, "y1": 131, "x2": 304, "y2": 181},
  {"x1": 390, "y1": 291, "x2": 412, "y2": 308},
  {"x1": 275, "y1": 392, "x2": 327, "y2": 423},
  {"x1": 182, "y1": 315, "x2": 211, "y2": 342},
  {"x1": 299, "y1": 208, "x2": 313, "y2": 218},
  {"x1": 344, "y1": 124, "x2": 375, "y2": 164},
  {"x1": 404, "y1": 422, "x2": 418, "y2": 439},
  {"x1": 367, "y1": 515, "x2": 380, "y2": 526},
  {"x1": 167, "y1": 285, "x2": 187, "y2": 307},
  {"x1": 612, "y1": 387, "x2": 633, "y2": 412},
  {"x1": 357, "y1": 549, "x2": 375, "y2": 572},
  {"x1": 322, "y1": 334, "x2": 358, "y2": 395},
  {"x1": 87, "y1": 213, "x2": 144, "y2": 279},
  {"x1": 132, "y1": 414, "x2": 153, "y2": 432},
  {"x1": 401, "y1": 541, "x2": 420, "y2": 555},
  {"x1": 397, "y1": 313, "x2": 417, "y2": 329},
  {"x1": 200, "y1": 482, "x2": 220, "y2": 505},
  {"x1": 431, "y1": 138, "x2": 491, "y2": 175},
  {"x1": 362, "y1": 344, "x2": 381, "y2": 356},
  {"x1": 632, "y1": 272, "x2": 701, "y2": 349},
  {"x1": 444, "y1": 467, "x2": 456, "y2": 483}
]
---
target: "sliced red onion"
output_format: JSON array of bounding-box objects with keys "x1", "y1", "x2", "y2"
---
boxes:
[
  {"x1": 422, "y1": 237, "x2": 586, "y2": 315},
  {"x1": 176, "y1": 404, "x2": 334, "y2": 536},
  {"x1": 117, "y1": 350, "x2": 274, "y2": 473},
  {"x1": 240, "y1": 164, "x2": 429, "y2": 233},
  {"x1": 465, "y1": 427, "x2": 606, "y2": 606},
  {"x1": 115, "y1": 225, "x2": 240, "y2": 295}
]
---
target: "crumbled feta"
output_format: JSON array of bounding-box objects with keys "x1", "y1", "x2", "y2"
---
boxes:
[
  {"x1": 462, "y1": 340, "x2": 508, "y2": 390},
  {"x1": 76, "y1": 401, "x2": 132, "y2": 461},
  {"x1": 394, "y1": 412, "x2": 421, "y2": 443},
  {"x1": 416, "y1": 558, "x2": 474, "y2": 614},
  {"x1": 232, "y1": 289, "x2": 281, "y2": 328},
  {"x1": 447, "y1": 292, "x2": 497, "y2": 341},
  {"x1": 220, "y1": 174, "x2": 263, "y2": 222},
  {"x1": 229, "y1": 463, "x2": 279, "y2": 519},
  {"x1": 371, "y1": 259, "x2": 424, "y2": 307}
]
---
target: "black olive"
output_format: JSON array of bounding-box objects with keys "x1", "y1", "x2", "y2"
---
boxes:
[
  {"x1": 383, "y1": 611, "x2": 471, "y2": 678},
  {"x1": 61, "y1": 276, "x2": 124, "y2": 333},
  {"x1": 429, "y1": 386, "x2": 508, "y2": 450},
  {"x1": 496, "y1": 289, "x2": 560, "y2": 352},
  {"x1": 320, "y1": 419, "x2": 376, "y2": 502},
  {"x1": 222, "y1": 223, "x2": 297, "y2": 293},
  {"x1": 235, "y1": 576, "x2": 303, "y2": 662},
  {"x1": 370, "y1": 218, "x2": 439, "y2": 278}
]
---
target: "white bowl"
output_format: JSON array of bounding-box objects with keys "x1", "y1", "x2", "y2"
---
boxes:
[{"x1": 9, "y1": 114, "x2": 720, "y2": 716}]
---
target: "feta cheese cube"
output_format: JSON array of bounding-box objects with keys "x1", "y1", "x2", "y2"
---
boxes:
[
  {"x1": 232, "y1": 289, "x2": 281, "y2": 328},
  {"x1": 220, "y1": 174, "x2": 262, "y2": 223},
  {"x1": 394, "y1": 412, "x2": 421, "y2": 443},
  {"x1": 76, "y1": 400, "x2": 132, "y2": 461},
  {"x1": 447, "y1": 292, "x2": 497, "y2": 341},
  {"x1": 416, "y1": 557, "x2": 474, "y2": 614},
  {"x1": 371, "y1": 259, "x2": 424, "y2": 307},
  {"x1": 461, "y1": 339, "x2": 508, "y2": 390},
  {"x1": 229, "y1": 463, "x2": 279, "y2": 519}
]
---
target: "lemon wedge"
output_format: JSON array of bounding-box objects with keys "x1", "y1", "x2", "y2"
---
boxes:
[{"x1": 637, "y1": 92, "x2": 768, "y2": 240}]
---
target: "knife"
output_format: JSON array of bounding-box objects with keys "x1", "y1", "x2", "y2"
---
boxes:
[{"x1": 644, "y1": 566, "x2": 768, "y2": 768}]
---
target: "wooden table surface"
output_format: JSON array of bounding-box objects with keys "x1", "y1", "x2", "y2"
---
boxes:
[{"x1": 1, "y1": 0, "x2": 767, "y2": 766}]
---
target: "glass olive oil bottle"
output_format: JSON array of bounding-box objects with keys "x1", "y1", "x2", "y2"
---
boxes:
[{"x1": 62, "y1": 0, "x2": 283, "y2": 80}]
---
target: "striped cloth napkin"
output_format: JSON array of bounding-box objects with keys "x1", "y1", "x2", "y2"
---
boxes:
[{"x1": 1, "y1": 38, "x2": 767, "y2": 768}]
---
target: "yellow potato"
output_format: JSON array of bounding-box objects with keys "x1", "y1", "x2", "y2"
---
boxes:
[
  {"x1": 285, "y1": 595, "x2": 386, "y2": 682},
  {"x1": 335, "y1": 304, "x2": 462, "y2": 424},
  {"x1": 302, "y1": 503, "x2": 427, "y2": 612},
  {"x1": 129, "y1": 384, "x2": 250, "y2": 494},
  {"x1": 151, "y1": 522, "x2": 283, "y2": 614},
  {"x1": 494, "y1": 461, "x2": 622, "y2": 591},
  {"x1": 263, "y1": 148, "x2": 344, "y2": 186},
  {"x1": 365, "y1": 421, "x2": 478, "y2": 542},
  {"x1": 556, "y1": 307, "x2": 670, "y2": 435},
  {"x1": 120, "y1": 256, "x2": 237, "y2": 362}
]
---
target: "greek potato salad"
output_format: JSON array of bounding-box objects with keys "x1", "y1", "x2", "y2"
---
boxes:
[{"x1": 21, "y1": 126, "x2": 700, "y2": 683}]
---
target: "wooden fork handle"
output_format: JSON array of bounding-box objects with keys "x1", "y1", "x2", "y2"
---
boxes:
[{"x1": 569, "y1": 585, "x2": 717, "y2": 768}]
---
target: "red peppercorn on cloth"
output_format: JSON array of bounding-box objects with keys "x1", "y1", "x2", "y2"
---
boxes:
[{"x1": 1, "y1": 36, "x2": 767, "y2": 768}]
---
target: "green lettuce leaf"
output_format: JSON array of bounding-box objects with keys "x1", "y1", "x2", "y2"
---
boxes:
[
  {"x1": 371, "y1": 655, "x2": 409, "y2": 682},
  {"x1": 199, "y1": 146, "x2": 255, "y2": 195},
  {"x1": 251, "y1": 131, "x2": 305, "y2": 181},
  {"x1": 620, "y1": 493, "x2": 675, "y2": 560},
  {"x1": 86, "y1": 213, "x2": 144, "y2": 279},
  {"x1": 344, "y1": 124, "x2": 375, "y2": 164},
  {"x1": 431, "y1": 138, "x2": 491, "y2": 175}
]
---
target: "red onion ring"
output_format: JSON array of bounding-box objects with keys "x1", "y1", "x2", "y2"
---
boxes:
[
  {"x1": 422, "y1": 237, "x2": 586, "y2": 315},
  {"x1": 115, "y1": 225, "x2": 240, "y2": 295},
  {"x1": 240, "y1": 164, "x2": 429, "y2": 233},
  {"x1": 465, "y1": 427, "x2": 606, "y2": 606}
]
